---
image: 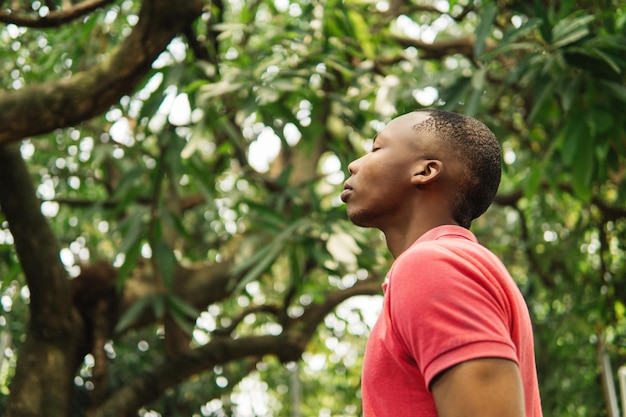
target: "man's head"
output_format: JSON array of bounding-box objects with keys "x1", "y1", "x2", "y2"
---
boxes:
[
  {"x1": 341, "y1": 109, "x2": 501, "y2": 231},
  {"x1": 411, "y1": 109, "x2": 502, "y2": 228}
]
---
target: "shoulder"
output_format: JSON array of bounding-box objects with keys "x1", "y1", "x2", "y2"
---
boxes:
[
  {"x1": 394, "y1": 239, "x2": 453, "y2": 270},
  {"x1": 388, "y1": 240, "x2": 465, "y2": 293},
  {"x1": 395, "y1": 232, "x2": 487, "y2": 271},
  {"x1": 389, "y1": 232, "x2": 502, "y2": 293}
]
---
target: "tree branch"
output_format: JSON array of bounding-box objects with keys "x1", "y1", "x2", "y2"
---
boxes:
[
  {"x1": 93, "y1": 333, "x2": 307, "y2": 417},
  {"x1": 94, "y1": 275, "x2": 382, "y2": 417},
  {"x1": 391, "y1": 34, "x2": 495, "y2": 63},
  {"x1": 0, "y1": 143, "x2": 74, "y2": 336},
  {"x1": 298, "y1": 275, "x2": 383, "y2": 338},
  {"x1": 215, "y1": 304, "x2": 282, "y2": 336},
  {"x1": 0, "y1": 0, "x2": 116, "y2": 28},
  {"x1": 0, "y1": 0, "x2": 204, "y2": 144}
]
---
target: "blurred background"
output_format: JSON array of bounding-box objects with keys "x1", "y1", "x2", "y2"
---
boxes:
[{"x1": 0, "y1": 0, "x2": 625, "y2": 416}]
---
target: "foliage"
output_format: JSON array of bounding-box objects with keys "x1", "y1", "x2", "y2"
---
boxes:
[{"x1": 0, "y1": 0, "x2": 625, "y2": 416}]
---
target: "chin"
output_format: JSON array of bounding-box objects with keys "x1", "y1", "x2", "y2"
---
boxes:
[{"x1": 347, "y1": 208, "x2": 378, "y2": 228}]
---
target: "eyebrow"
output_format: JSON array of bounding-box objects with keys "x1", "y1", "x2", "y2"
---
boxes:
[{"x1": 372, "y1": 133, "x2": 379, "y2": 143}]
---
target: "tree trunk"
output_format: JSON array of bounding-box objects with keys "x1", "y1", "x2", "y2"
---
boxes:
[
  {"x1": 0, "y1": 143, "x2": 85, "y2": 417},
  {"x1": 6, "y1": 330, "x2": 84, "y2": 417}
]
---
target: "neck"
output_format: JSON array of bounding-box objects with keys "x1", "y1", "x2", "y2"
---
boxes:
[
  {"x1": 373, "y1": 190, "x2": 459, "y2": 258},
  {"x1": 382, "y1": 217, "x2": 459, "y2": 258}
]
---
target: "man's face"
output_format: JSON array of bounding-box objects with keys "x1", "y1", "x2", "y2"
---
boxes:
[{"x1": 341, "y1": 112, "x2": 435, "y2": 228}]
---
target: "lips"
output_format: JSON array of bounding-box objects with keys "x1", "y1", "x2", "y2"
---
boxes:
[{"x1": 340, "y1": 183, "x2": 353, "y2": 202}]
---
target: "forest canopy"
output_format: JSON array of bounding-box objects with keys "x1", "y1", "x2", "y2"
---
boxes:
[{"x1": 0, "y1": 0, "x2": 625, "y2": 416}]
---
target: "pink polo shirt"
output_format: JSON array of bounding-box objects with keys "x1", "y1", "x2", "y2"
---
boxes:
[{"x1": 361, "y1": 225, "x2": 542, "y2": 416}]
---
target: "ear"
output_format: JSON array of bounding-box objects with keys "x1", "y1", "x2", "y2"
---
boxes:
[{"x1": 410, "y1": 159, "x2": 443, "y2": 186}]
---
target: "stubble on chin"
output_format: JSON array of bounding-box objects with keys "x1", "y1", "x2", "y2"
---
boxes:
[{"x1": 346, "y1": 206, "x2": 377, "y2": 228}]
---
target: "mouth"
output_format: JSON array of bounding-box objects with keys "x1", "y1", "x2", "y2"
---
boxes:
[{"x1": 340, "y1": 183, "x2": 353, "y2": 202}]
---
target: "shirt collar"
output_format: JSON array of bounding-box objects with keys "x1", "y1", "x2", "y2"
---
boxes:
[{"x1": 415, "y1": 224, "x2": 477, "y2": 245}]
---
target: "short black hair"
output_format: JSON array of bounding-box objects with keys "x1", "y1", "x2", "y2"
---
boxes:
[{"x1": 412, "y1": 109, "x2": 502, "y2": 228}]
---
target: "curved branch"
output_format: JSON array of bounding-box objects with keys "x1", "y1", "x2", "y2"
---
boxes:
[
  {"x1": 0, "y1": 0, "x2": 115, "y2": 28},
  {"x1": 94, "y1": 275, "x2": 382, "y2": 417},
  {"x1": 93, "y1": 333, "x2": 306, "y2": 417},
  {"x1": 0, "y1": 0, "x2": 204, "y2": 144},
  {"x1": 216, "y1": 304, "x2": 282, "y2": 336},
  {"x1": 298, "y1": 275, "x2": 383, "y2": 338},
  {"x1": 0, "y1": 143, "x2": 73, "y2": 336},
  {"x1": 391, "y1": 34, "x2": 495, "y2": 63}
]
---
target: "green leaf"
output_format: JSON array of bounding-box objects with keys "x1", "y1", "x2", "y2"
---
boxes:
[
  {"x1": 528, "y1": 79, "x2": 555, "y2": 122},
  {"x1": 167, "y1": 294, "x2": 201, "y2": 320},
  {"x1": 558, "y1": 77, "x2": 581, "y2": 112},
  {"x1": 116, "y1": 211, "x2": 145, "y2": 255},
  {"x1": 524, "y1": 163, "x2": 542, "y2": 200},
  {"x1": 160, "y1": 209, "x2": 192, "y2": 240},
  {"x1": 474, "y1": 2, "x2": 498, "y2": 57},
  {"x1": 471, "y1": 67, "x2": 487, "y2": 91},
  {"x1": 168, "y1": 305, "x2": 196, "y2": 336},
  {"x1": 599, "y1": 80, "x2": 626, "y2": 104},
  {"x1": 0, "y1": 260, "x2": 22, "y2": 288},
  {"x1": 230, "y1": 236, "x2": 286, "y2": 292},
  {"x1": 565, "y1": 44, "x2": 624, "y2": 79},
  {"x1": 288, "y1": 244, "x2": 307, "y2": 290},
  {"x1": 152, "y1": 294, "x2": 165, "y2": 320},
  {"x1": 482, "y1": 42, "x2": 541, "y2": 61},
  {"x1": 439, "y1": 77, "x2": 471, "y2": 110},
  {"x1": 198, "y1": 81, "x2": 246, "y2": 100},
  {"x1": 348, "y1": 10, "x2": 375, "y2": 59},
  {"x1": 153, "y1": 240, "x2": 176, "y2": 289},
  {"x1": 504, "y1": 53, "x2": 535, "y2": 85},
  {"x1": 561, "y1": 118, "x2": 594, "y2": 201},
  {"x1": 571, "y1": 144, "x2": 594, "y2": 202},
  {"x1": 498, "y1": 18, "x2": 543, "y2": 47},
  {"x1": 587, "y1": 109, "x2": 613, "y2": 136},
  {"x1": 163, "y1": 63, "x2": 186, "y2": 86},
  {"x1": 534, "y1": 0, "x2": 553, "y2": 43},
  {"x1": 615, "y1": 300, "x2": 626, "y2": 320},
  {"x1": 465, "y1": 88, "x2": 482, "y2": 117},
  {"x1": 552, "y1": 15, "x2": 594, "y2": 48},
  {"x1": 114, "y1": 295, "x2": 155, "y2": 334},
  {"x1": 560, "y1": 118, "x2": 585, "y2": 165},
  {"x1": 584, "y1": 47, "x2": 621, "y2": 74},
  {"x1": 231, "y1": 218, "x2": 312, "y2": 292},
  {"x1": 116, "y1": 236, "x2": 142, "y2": 289},
  {"x1": 111, "y1": 166, "x2": 147, "y2": 200},
  {"x1": 138, "y1": 75, "x2": 167, "y2": 121},
  {"x1": 244, "y1": 200, "x2": 289, "y2": 231},
  {"x1": 465, "y1": 68, "x2": 487, "y2": 116},
  {"x1": 324, "y1": 56, "x2": 357, "y2": 79},
  {"x1": 183, "y1": 79, "x2": 210, "y2": 94},
  {"x1": 164, "y1": 135, "x2": 186, "y2": 181}
]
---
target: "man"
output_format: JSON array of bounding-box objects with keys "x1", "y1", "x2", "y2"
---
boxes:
[{"x1": 341, "y1": 109, "x2": 542, "y2": 417}]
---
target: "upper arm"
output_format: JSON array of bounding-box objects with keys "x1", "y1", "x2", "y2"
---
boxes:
[{"x1": 431, "y1": 358, "x2": 525, "y2": 417}]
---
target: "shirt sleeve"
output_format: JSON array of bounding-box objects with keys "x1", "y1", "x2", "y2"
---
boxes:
[{"x1": 388, "y1": 241, "x2": 518, "y2": 389}]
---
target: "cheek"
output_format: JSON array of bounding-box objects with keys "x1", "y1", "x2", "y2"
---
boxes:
[
  {"x1": 359, "y1": 154, "x2": 411, "y2": 188},
  {"x1": 378, "y1": 162, "x2": 410, "y2": 184}
]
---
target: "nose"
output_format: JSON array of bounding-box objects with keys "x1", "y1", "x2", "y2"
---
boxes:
[{"x1": 347, "y1": 156, "x2": 362, "y2": 174}]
